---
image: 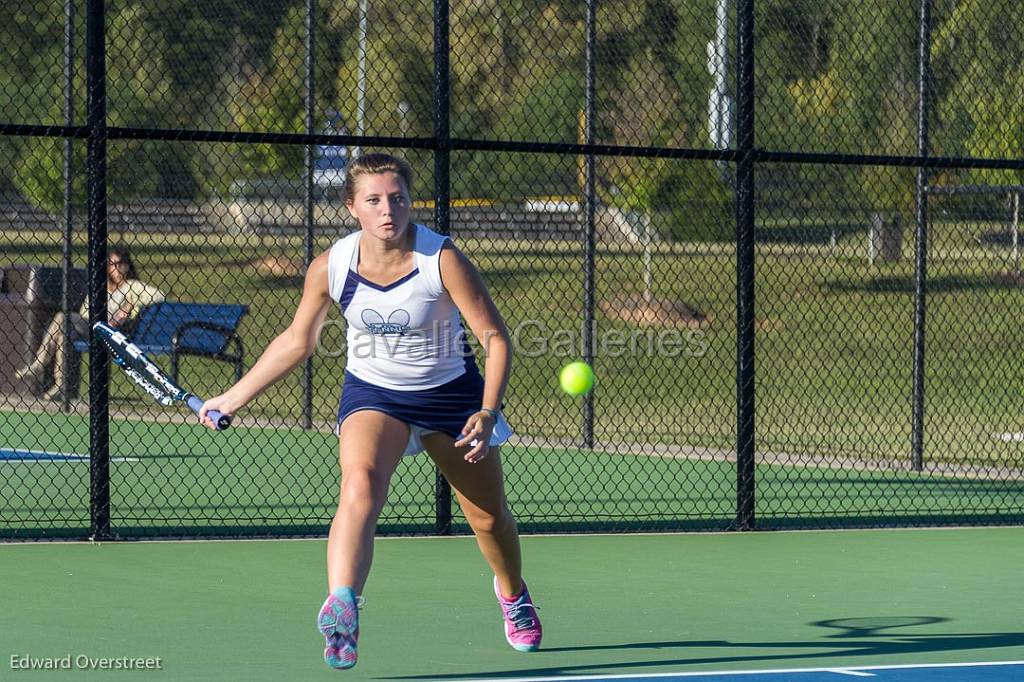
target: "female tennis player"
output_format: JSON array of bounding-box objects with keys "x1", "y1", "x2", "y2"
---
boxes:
[{"x1": 199, "y1": 153, "x2": 541, "y2": 669}]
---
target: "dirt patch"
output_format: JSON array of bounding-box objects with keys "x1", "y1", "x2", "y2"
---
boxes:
[
  {"x1": 599, "y1": 293, "x2": 710, "y2": 329},
  {"x1": 755, "y1": 317, "x2": 784, "y2": 332},
  {"x1": 251, "y1": 256, "x2": 304, "y2": 278},
  {"x1": 994, "y1": 268, "x2": 1024, "y2": 286}
]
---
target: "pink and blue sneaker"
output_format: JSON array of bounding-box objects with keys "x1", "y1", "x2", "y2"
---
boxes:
[
  {"x1": 317, "y1": 587, "x2": 362, "y2": 669},
  {"x1": 494, "y1": 576, "x2": 542, "y2": 652}
]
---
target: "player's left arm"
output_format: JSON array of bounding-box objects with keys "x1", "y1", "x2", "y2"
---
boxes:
[{"x1": 440, "y1": 242, "x2": 512, "y2": 457}]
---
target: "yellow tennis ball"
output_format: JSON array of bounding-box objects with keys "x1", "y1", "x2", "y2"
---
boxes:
[{"x1": 559, "y1": 361, "x2": 594, "y2": 396}]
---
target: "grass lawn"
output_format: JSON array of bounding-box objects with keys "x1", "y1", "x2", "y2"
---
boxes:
[{"x1": 4, "y1": 219, "x2": 1023, "y2": 465}]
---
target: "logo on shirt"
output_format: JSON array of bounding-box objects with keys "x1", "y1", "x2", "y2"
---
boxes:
[{"x1": 361, "y1": 308, "x2": 411, "y2": 335}]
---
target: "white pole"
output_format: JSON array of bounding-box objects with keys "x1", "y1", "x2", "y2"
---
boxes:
[
  {"x1": 707, "y1": 0, "x2": 731, "y2": 183},
  {"x1": 355, "y1": 0, "x2": 368, "y2": 159},
  {"x1": 706, "y1": 0, "x2": 729, "y2": 150},
  {"x1": 1013, "y1": 192, "x2": 1020, "y2": 274},
  {"x1": 643, "y1": 212, "x2": 653, "y2": 302},
  {"x1": 715, "y1": 0, "x2": 728, "y2": 129}
]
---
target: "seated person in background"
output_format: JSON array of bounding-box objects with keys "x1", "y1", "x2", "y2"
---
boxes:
[{"x1": 15, "y1": 246, "x2": 166, "y2": 401}]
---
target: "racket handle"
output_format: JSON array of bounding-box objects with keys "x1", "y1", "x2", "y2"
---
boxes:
[{"x1": 186, "y1": 395, "x2": 233, "y2": 431}]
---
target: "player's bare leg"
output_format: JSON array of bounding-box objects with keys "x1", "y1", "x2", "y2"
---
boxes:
[
  {"x1": 328, "y1": 410, "x2": 409, "y2": 593},
  {"x1": 320, "y1": 410, "x2": 408, "y2": 669},
  {"x1": 423, "y1": 437, "x2": 541, "y2": 651},
  {"x1": 423, "y1": 438, "x2": 522, "y2": 593}
]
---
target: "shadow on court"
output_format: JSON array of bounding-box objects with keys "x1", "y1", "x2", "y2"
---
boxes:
[{"x1": 380, "y1": 616, "x2": 1024, "y2": 680}]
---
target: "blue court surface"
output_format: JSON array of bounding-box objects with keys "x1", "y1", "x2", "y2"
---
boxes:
[
  {"x1": 0, "y1": 448, "x2": 138, "y2": 463},
  {"x1": 493, "y1": 661, "x2": 1024, "y2": 681}
]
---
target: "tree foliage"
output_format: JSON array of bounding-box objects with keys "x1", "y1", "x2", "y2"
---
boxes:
[{"x1": 1, "y1": 0, "x2": 1022, "y2": 233}]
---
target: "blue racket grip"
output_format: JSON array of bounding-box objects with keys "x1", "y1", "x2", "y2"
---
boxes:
[{"x1": 186, "y1": 395, "x2": 232, "y2": 431}]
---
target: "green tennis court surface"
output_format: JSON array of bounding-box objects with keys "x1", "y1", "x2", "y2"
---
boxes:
[{"x1": 2, "y1": 529, "x2": 1022, "y2": 680}]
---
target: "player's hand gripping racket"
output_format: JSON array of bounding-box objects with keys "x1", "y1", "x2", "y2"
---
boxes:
[{"x1": 92, "y1": 322, "x2": 232, "y2": 431}]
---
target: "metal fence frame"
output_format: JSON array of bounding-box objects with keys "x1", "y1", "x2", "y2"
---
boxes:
[{"x1": 3, "y1": 0, "x2": 1024, "y2": 540}]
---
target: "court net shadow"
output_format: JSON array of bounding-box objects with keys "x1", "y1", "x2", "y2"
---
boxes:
[{"x1": 380, "y1": 615, "x2": 1024, "y2": 680}]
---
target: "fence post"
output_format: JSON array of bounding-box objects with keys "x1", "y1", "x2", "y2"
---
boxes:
[
  {"x1": 433, "y1": 0, "x2": 453, "y2": 535},
  {"x1": 86, "y1": 0, "x2": 110, "y2": 541},
  {"x1": 302, "y1": 0, "x2": 316, "y2": 430},
  {"x1": 582, "y1": 0, "x2": 597, "y2": 449},
  {"x1": 60, "y1": 0, "x2": 76, "y2": 412},
  {"x1": 912, "y1": 0, "x2": 933, "y2": 472},
  {"x1": 735, "y1": 0, "x2": 756, "y2": 531}
]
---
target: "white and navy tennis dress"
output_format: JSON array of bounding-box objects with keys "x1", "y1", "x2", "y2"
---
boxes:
[{"x1": 328, "y1": 223, "x2": 512, "y2": 456}]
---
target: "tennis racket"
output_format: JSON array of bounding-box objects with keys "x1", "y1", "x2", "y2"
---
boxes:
[{"x1": 92, "y1": 321, "x2": 232, "y2": 431}]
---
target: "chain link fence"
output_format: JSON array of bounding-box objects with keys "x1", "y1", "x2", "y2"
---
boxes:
[{"x1": 1, "y1": 0, "x2": 1023, "y2": 539}]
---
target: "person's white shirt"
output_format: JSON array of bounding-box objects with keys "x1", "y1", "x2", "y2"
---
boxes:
[
  {"x1": 327, "y1": 224, "x2": 475, "y2": 390},
  {"x1": 78, "y1": 279, "x2": 166, "y2": 322}
]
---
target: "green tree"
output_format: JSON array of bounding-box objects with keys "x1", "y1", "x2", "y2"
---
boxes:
[
  {"x1": 4, "y1": 0, "x2": 1021, "y2": 218},
  {"x1": 932, "y1": 0, "x2": 1024, "y2": 186},
  {"x1": 1, "y1": 2, "x2": 68, "y2": 204},
  {"x1": 224, "y1": 4, "x2": 306, "y2": 183}
]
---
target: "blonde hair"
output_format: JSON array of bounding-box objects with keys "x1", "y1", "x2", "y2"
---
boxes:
[{"x1": 343, "y1": 152, "x2": 414, "y2": 204}]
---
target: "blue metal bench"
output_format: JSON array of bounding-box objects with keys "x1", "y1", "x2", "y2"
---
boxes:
[{"x1": 74, "y1": 301, "x2": 248, "y2": 384}]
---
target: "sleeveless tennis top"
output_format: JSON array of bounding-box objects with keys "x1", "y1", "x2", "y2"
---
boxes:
[{"x1": 326, "y1": 223, "x2": 475, "y2": 390}]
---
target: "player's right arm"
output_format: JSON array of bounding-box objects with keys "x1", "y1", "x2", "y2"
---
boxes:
[{"x1": 198, "y1": 251, "x2": 332, "y2": 426}]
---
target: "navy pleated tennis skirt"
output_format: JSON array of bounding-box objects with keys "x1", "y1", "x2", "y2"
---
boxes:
[{"x1": 336, "y1": 369, "x2": 513, "y2": 456}]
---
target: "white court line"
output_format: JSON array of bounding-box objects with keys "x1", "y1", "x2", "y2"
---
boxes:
[
  {"x1": 0, "y1": 448, "x2": 78, "y2": 458},
  {"x1": 479, "y1": 659, "x2": 1024, "y2": 682},
  {"x1": 0, "y1": 449, "x2": 140, "y2": 463},
  {"x1": 5, "y1": 456, "x2": 143, "y2": 463}
]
